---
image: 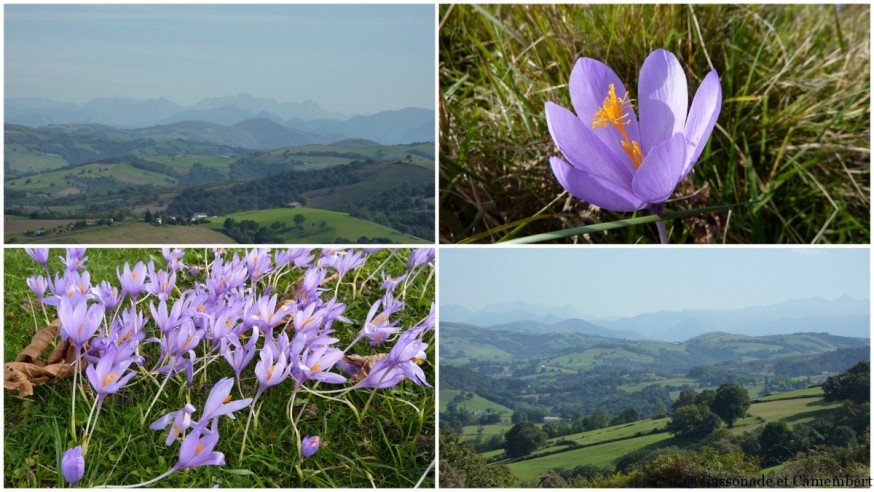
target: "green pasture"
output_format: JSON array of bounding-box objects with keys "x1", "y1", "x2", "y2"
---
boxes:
[
  {"x1": 203, "y1": 207, "x2": 429, "y2": 244},
  {"x1": 5, "y1": 144, "x2": 70, "y2": 173},
  {"x1": 7, "y1": 222, "x2": 236, "y2": 244},
  {"x1": 439, "y1": 390, "x2": 514, "y2": 416}
]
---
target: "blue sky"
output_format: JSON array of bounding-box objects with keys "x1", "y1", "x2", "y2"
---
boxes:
[
  {"x1": 5, "y1": 5, "x2": 435, "y2": 114},
  {"x1": 440, "y1": 248, "x2": 870, "y2": 318}
]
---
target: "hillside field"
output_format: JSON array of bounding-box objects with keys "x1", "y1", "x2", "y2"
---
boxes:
[
  {"x1": 6, "y1": 221, "x2": 236, "y2": 244},
  {"x1": 203, "y1": 207, "x2": 430, "y2": 244},
  {"x1": 489, "y1": 388, "x2": 839, "y2": 484}
]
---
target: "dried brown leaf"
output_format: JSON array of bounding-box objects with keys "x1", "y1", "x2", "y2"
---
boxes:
[
  {"x1": 16, "y1": 319, "x2": 60, "y2": 365},
  {"x1": 4, "y1": 361, "x2": 74, "y2": 398},
  {"x1": 344, "y1": 353, "x2": 388, "y2": 383}
]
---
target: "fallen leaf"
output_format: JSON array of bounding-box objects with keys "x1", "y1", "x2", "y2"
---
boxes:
[
  {"x1": 4, "y1": 361, "x2": 74, "y2": 398},
  {"x1": 343, "y1": 353, "x2": 388, "y2": 383},
  {"x1": 16, "y1": 319, "x2": 61, "y2": 365},
  {"x1": 5, "y1": 319, "x2": 75, "y2": 398}
]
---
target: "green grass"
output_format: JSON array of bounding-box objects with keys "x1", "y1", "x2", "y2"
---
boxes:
[
  {"x1": 139, "y1": 155, "x2": 237, "y2": 174},
  {"x1": 439, "y1": 4, "x2": 869, "y2": 243},
  {"x1": 439, "y1": 390, "x2": 513, "y2": 416},
  {"x1": 5, "y1": 222, "x2": 237, "y2": 244},
  {"x1": 5, "y1": 144, "x2": 70, "y2": 173},
  {"x1": 4, "y1": 248, "x2": 435, "y2": 487},
  {"x1": 203, "y1": 207, "x2": 430, "y2": 244},
  {"x1": 507, "y1": 432, "x2": 681, "y2": 482},
  {"x1": 5, "y1": 162, "x2": 177, "y2": 196},
  {"x1": 755, "y1": 386, "x2": 823, "y2": 402},
  {"x1": 484, "y1": 386, "x2": 843, "y2": 484}
]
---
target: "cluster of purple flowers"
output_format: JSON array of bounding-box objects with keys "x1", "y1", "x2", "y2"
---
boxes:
[{"x1": 24, "y1": 247, "x2": 434, "y2": 487}]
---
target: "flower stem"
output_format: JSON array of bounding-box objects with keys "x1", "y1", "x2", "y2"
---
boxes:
[
  {"x1": 238, "y1": 392, "x2": 261, "y2": 462},
  {"x1": 70, "y1": 348, "x2": 81, "y2": 440},
  {"x1": 104, "y1": 467, "x2": 176, "y2": 488},
  {"x1": 141, "y1": 370, "x2": 173, "y2": 427},
  {"x1": 655, "y1": 220, "x2": 668, "y2": 244}
]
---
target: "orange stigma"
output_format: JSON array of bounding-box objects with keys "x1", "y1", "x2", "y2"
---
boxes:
[
  {"x1": 592, "y1": 83, "x2": 645, "y2": 168},
  {"x1": 224, "y1": 395, "x2": 233, "y2": 403},
  {"x1": 102, "y1": 373, "x2": 119, "y2": 388}
]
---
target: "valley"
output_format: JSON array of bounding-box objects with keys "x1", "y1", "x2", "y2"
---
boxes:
[
  {"x1": 440, "y1": 318, "x2": 870, "y2": 486},
  {"x1": 5, "y1": 106, "x2": 435, "y2": 244}
]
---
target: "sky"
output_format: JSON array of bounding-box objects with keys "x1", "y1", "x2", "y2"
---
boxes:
[
  {"x1": 4, "y1": 5, "x2": 435, "y2": 114},
  {"x1": 440, "y1": 248, "x2": 871, "y2": 318}
]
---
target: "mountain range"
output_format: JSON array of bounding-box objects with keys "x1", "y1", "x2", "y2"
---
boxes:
[
  {"x1": 5, "y1": 95, "x2": 434, "y2": 146},
  {"x1": 443, "y1": 296, "x2": 870, "y2": 341}
]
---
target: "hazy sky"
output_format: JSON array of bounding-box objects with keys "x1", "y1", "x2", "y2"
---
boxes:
[
  {"x1": 5, "y1": 5, "x2": 435, "y2": 114},
  {"x1": 441, "y1": 248, "x2": 870, "y2": 318}
]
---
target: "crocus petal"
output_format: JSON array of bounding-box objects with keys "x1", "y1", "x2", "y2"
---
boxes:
[
  {"x1": 569, "y1": 57, "x2": 641, "y2": 172},
  {"x1": 631, "y1": 133, "x2": 687, "y2": 204},
  {"x1": 682, "y1": 69, "x2": 722, "y2": 178},
  {"x1": 637, "y1": 49, "x2": 688, "y2": 154},
  {"x1": 550, "y1": 157, "x2": 646, "y2": 212},
  {"x1": 544, "y1": 101, "x2": 632, "y2": 185}
]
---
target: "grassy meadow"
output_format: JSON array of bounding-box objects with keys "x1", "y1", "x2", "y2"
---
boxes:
[
  {"x1": 204, "y1": 207, "x2": 430, "y2": 244},
  {"x1": 439, "y1": 4, "x2": 870, "y2": 243},
  {"x1": 4, "y1": 248, "x2": 435, "y2": 487},
  {"x1": 5, "y1": 221, "x2": 236, "y2": 244},
  {"x1": 487, "y1": 388, "x2": 840, "y2": 484}
]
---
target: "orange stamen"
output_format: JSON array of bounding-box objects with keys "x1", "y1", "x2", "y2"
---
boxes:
[
  {"x1": 102, "y1": 373, "x2": 118, "y2": 388},
  {"x1": 592, "y1": 83, "x2": 645, "y2": 168}
]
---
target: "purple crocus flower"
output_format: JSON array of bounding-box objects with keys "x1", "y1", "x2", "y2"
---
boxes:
[
  {"x1": 117, "y1": 261, "x2": 147, "y2": 300},
  {"x1": 171, "y1": 427, "x2": 225, "y2": 470},
  {"x1": 545, "y1": 49, "x2": 722, "y2": 242},
  {"x1": 222, "y1": 331, "x2": 259, "y2": 382},
  {"x1": 25, "y1": 247, "x2": 50, "y2": 269},
  {"x1": 85, "y1": 345, "x2": 137, "y2": 399},
  {"x1": 406, "y1": 248, "x2": 434, "y2": 271},
  {"x1": 61, "y1": 445, "x2": 85, "y2": 485},
  {"x1": 196, "y1": 377, "x2": 252, "y2": 427},
  {"x1": 162, "y1": 247, "x2": 186, "y2": 272},
  {"x1": 57, "y1": 297, "x2": 105, "y2": 350},
  {"x1": 27, "y1": 275, "x2": 48, "y2": 302},
  {"x1": 60, "y1": 248, "x2": 88, "y2": 272},
  {"x1": 254, "y1": 347, "x2": 292, "y2": 396},
  {"x1": 92, "y1": 280, "x2": 121, "y2": 311},
  {"x1": 301, "y1": 435, "x2": 320, "y2": 458},
  {"x1": 150, "y1": 403, "x2": 197, "y2": 446}
]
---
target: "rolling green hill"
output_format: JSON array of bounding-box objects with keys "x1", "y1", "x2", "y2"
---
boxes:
[
  {"x1": 6, "y1": 221, "x2": 235, "y2": 244},
  {"x1": 203, "y1": 207, "x2": 429, "y2": 244},
  {"x1": 495, "y1": 388, "x2": 841, "y2": 484}
]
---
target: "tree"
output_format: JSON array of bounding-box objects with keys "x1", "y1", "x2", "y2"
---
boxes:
[
  {"x1": 759, "y1": 422, "x2": 796, "y2": 466},
  {"x1": 823, "y1": 361, "x2": 870, "y2": 403},
  {"x1": 144, "y1": 209, "x2": 153, "y2": 223},
  {"x1": 294, "y1": 214, "x2": 306, "y2": 226},
  {"x1": 666, "y1": 405, "x2": 721, "y2": 440},
  {"x1": 504, "y1": 422, "x2": 548, "y2": 458},
  {"x1": 672, "y1": 389, "x2": 698, "y2": 411},
  {"x1": 439, "y1": 430, "x2": 516, "y2": 488},
  {"x1": 710, "y1": 383, "x2": 751, "y2": 428},
  {"x1": 653, "y1": 400, "x2": 667, "y2": 419},
  {"x1": 510, "y1": 410, "x2": 528, "y2": 424}
]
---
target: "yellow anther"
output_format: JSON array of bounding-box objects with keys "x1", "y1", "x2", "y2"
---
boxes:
[
  {"x1": 592, "y1": 83, "x2": 645, "y2": 168},
  {"x1": 223, "y1": 395, "x2": 233, "y2": 403},
  {"x1": 195, "y1": 444, "x2": 204, "y2": 454},
  {"x1": 102, "y1": 373, "x2": 119, "y2": 388},
  {"x1": 413, "y1": 358, "x2": 424, "y2": 365},
  {"x1": 311, "y1": 363, "x2": 322, "y2": 372}
]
